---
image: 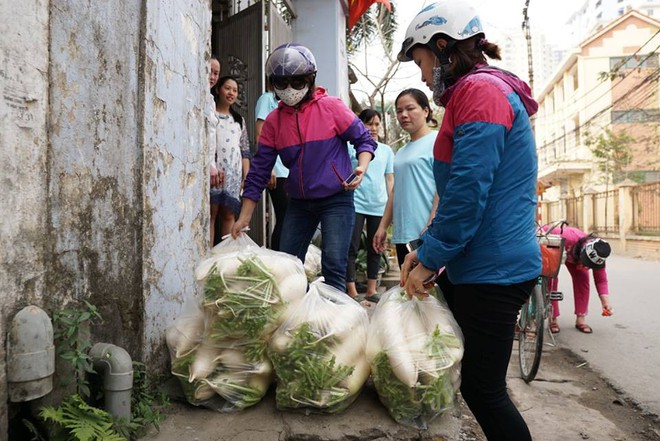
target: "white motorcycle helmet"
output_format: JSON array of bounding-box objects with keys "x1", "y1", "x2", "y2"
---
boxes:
[{"x1": 398, "y1": 1, "x2": 484, "y2": 62}]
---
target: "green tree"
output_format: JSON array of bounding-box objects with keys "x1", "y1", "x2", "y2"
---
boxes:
[
  {"x1": 584, "y1": 128, "x2": 635, "y2": 185},
  {"x1": 346, "y1": 3, "x2": 400, "y2": 143}
]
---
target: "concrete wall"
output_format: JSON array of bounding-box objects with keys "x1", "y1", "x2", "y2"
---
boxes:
[
  {"x1": 140, "y1": 0, "x2": 210, "y2": 367},
  {"x1": 1, "y1": 0, "x2": 211, "y2": 436},
  {"x1": 293, "y1": 0, "x2": 349, "y2": 103},
  {"x1": 1, "y1": 0, "x2": 50, "y2": 436}
]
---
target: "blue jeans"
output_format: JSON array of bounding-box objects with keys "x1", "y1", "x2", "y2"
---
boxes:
[{"x1": 280, "y1": 191, "x2": 355, "y2": 291}]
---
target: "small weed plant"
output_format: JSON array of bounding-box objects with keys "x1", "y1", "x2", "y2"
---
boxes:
[{"x1": 26, "y1": 301, "x2": 168, "y2": 440}]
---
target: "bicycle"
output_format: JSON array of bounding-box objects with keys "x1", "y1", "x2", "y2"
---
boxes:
[{"x1": 518, "y1": 220, "x2": 566, "y2": 383}]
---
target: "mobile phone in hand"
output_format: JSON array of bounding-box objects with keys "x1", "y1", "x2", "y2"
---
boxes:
[
  {"x1": 343, "y1": 172, "x2": 358, "y2": 186},
  {"x1": 406, "y1": 238, "x2": 423, "y2": 252}
]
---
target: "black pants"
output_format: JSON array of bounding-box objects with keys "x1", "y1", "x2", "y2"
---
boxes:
[
  {"x1": 437, "y1": 271, "x2": 535, "y2": 441},
  {"x1": 346, "y1": 213, "x2": 382, "y2": 282},
  {"x1": 395, "y1": 243, "x2": 410, "y2": 268},
  {"x1": 267, "y1": 178, "x2": 289, "y2": 251}
]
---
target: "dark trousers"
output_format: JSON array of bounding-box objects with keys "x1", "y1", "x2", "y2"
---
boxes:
[
  {"x1": 267, "y1": 178, "x2": 289, "y2": 251},
  {"x1": 395, "y1": 243, "x2": 410, "y2": 268},
  {"x1": 346, "y1": 213, "x2": 383, "y2": 282},
  {"x1": 437, "y1": 271, "x2": 535, "y2": 441},
  {"x1": 280, "y1": 191, "x2": 355, "y2": 292}
]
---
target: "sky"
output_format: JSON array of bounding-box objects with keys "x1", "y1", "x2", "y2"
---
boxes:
[{"x1": 350, "y1": 0, "x2": 582, "y2": 103}]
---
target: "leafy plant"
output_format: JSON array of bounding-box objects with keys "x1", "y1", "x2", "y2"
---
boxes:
[
  {"x1": 44, "y1": 302, "x2": 169, "y2": 440},
  {"x1": 40, "y1": 394, "x2": 125, "y2": 441},
  {"x1": 115, "y1": 361, "x2": 169, "y2": 438},
  {"x1": 52, "y1": 300, "x2": 102, "y2": 398}
]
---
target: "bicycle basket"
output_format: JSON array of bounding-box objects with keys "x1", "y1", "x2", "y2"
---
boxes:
[{"x1": 538, "y1": 234, "x2": 565, "y2": 278}]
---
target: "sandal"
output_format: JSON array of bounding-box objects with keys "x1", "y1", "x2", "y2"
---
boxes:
[
  {"x1": 364, "y1": 293, "x2": 381, "y2": 303},
  {"x1": 549, "y1": 321, "x2": 560, "y2": 334},
  {"x1": 575, "y1": 323, "x2": 593, "y2": 334}
]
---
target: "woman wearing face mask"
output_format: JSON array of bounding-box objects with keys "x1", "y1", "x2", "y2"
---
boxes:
[
  {"x1": 397, "y1": 2, "x2": 541, "y2": 440},
  {"x1": 372, "y1": 89, "x2": 439, "y2": 268},
  {"x1": 231, "y1": 43, "x2": 377, "y2": 292}
]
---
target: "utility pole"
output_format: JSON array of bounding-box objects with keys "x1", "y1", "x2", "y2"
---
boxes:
[{"x1": 522, "y1": 0, "x2": 535, "y2": 132}]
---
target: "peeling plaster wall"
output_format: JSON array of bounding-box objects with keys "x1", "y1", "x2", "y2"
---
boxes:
[
  {"x1": 140, "y1": 0, "x2": 210, "y2": 367},
  {"x1": 0, "y1": 0, "x2": 49, "y2": 435},
  {"x1": 48, "y1": 0, "x2": 145, "y2": 356},
  {"x1": 1, "y1": 0, "x2": 210, "y2": 435},
  {"x1": 48, "y1": 0, "x2": 210, "y2": 368}
]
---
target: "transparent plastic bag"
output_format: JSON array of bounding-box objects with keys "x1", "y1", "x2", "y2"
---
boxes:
[
  {"x1": 268, "y1": 281, "x2": 370, "y2": 414},
  {"x1": 168, "y1": 234, "x2": 305, "y2": 411},
  {"x1": 365, "y1": 286, "x2": 464, "y2": 429},
  {"x1": 303, "y1": 244, "x2": 322, "y2": 281},
  {"x1": 169, "y1": 335, "x2": 273, "y2": 411},
  {"x1": 197, "y1": 235, "x2": 307, "y2": 341}
]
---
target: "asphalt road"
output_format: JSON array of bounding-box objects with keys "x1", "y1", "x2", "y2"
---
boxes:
[{"x1": 553, "y1": 254, "x2": 660, "y2": 417}]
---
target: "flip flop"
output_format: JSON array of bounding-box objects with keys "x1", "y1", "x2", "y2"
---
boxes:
[
  {"x1": 549, "y1": 321, "x2": 560, "y2": 334},
  {"x1": 575, "y1": 323, "x2": 593, "y2": 334},
  {"x1": 364, "y1": 293, "x2": 381, "y2": 303}
]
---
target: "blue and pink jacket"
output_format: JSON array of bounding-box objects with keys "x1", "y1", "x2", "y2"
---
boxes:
[
  {"x1": 417, "y1": 65, "x2": 542, "y2": 285},
  {"x1": 243, "y1": 87, "x2": 377, "y2": 201}
]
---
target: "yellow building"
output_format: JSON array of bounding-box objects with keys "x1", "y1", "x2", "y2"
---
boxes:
[{"x1": 536, "y1": 9, "x2": 660, "y2": 205}]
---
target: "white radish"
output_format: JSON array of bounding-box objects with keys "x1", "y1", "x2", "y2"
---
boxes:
[
  {"x1": 339, "y1": 354, "x2": 370, "y2": 395},
  {"x1": 189, "y1": 343, "x2": 222, "y2": 382},
  {"x1": 248, "y1": 372, "x2": 272, "y2": 395},
  {"x1": 405, "y1": 309, "x2": 437, "y2": 379},
  {"x1": 269, "y1": 330, "x2": 292, "y2": 354},
  {"x1": 205, "y1": 371, "x2": 248, "y2": 401},
  {"x1": 378, "y1": 300, "x2": 418, "y2": 387},
  {"x1": 277, "y1": 273, "x2": 308, "y2": 304},
  {"x1": 193, "y1": 382, "x2": 216, "y2": 401},
  {"x1": 165, "y1": 313, "x2": 206, "y2": 358},
  {"x1": 216, "y1": 348, "x2": 248, "y2": 369},
  {"x1": 255, "y1": 253, "x2": 301, "y2": 284}
]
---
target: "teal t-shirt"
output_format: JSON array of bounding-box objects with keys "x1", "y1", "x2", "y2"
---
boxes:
[
  {"x1": 255, "y1": 91, "x2": 288, "y2": 178},
  {"x1": 392, "y1": 131, "x2": 437, "y2": 244},
  {"x1": 348, "y1": 141, "x2": 394, "y2": 216}
]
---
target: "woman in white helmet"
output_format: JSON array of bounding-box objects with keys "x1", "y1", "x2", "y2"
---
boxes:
[{"x1": 398, "y1": 2, "x2": 540, "y2": 440}]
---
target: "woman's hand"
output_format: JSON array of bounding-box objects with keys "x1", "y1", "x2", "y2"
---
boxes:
[
  {"x1": 210, "y1": 166, "x2": 220, "y2": 188},
  {"x1": 400, "y1": 250, "x2": 436, "y2": 299},
  {"x1": 217, "y1": 168, "x2": 225, "y2": 188},
  {"x1": 373, "y1": 226, "x2": 388, "y2": 254},
  {"x1": 342, "y1": 166, "x2": 365, "y2": 191},
  {"x1": 267, "y1": 171, "x2": 277, "y2": 190},
  {"x1": 231, "y1": 215, "x2": 250, "y2": 239},
  {"x1": 600, "y1": 294, "x2": 614, "y2": 316}
]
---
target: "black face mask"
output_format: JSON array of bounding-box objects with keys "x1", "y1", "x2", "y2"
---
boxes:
[
  {"x1": 430, "y1": 42, "x2": 456, "y2": 106},
  {"x1": 431, "y1": 62, "x2": 456, "y2": 106}
]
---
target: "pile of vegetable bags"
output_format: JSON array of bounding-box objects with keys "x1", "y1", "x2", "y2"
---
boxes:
[
  {"x1": 268, "y1": 280, "x2": 370, "y2": 414},
  {"x1": 366, "y1": 286, "x2": 464, "y2": 429},
  {"x1": 166, "y1": 235, "x2": 308, "y2": 411}
]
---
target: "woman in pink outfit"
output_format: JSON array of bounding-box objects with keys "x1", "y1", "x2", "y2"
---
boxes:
[{"x1": 546, "y1": 224, "x2": 614, "y2": 334}]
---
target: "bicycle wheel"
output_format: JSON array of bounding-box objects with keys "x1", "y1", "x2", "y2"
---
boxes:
[{"x1": 518, "y1": 284, "x2": 545, "y2": 383}]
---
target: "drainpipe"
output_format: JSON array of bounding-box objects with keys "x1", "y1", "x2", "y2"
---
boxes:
[
  {"x1": 88, "y1": 343, "x2": 134, "y2": 420},
  {"x1": 7, "y1": 306, "x2": 55, "y2": 402}
]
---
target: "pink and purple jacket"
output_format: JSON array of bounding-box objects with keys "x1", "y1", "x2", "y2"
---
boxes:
[
  {"x1": 545, "y1": 225, "x2": 609, "y2": 294},
  {"x1": 243, "y1": 87, "x2": 377, "y2": 201}
]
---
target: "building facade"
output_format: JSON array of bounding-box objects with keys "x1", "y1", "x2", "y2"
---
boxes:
[{"x1": 535, "y1": 10, "x2": 660, "y2": 208}]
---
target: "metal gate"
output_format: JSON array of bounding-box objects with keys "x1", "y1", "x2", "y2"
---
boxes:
[
  {"x1": 213, "y1": 1, "x2": 292, "y2": 247},
  {"x1": 214, "y1": 3, "x2": 265, "y2": 244}
]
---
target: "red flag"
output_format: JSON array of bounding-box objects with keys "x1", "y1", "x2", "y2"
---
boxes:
[{"x1": 348, "y1": 0, "x2": 391, "y2": 30}]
